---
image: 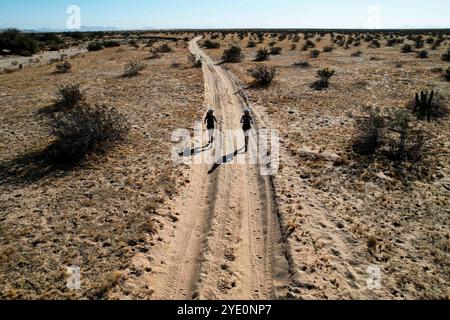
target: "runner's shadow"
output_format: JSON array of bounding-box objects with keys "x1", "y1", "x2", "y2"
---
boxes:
[
  {"x1": 208, "y1": 147, "x2": 246, "y2": 175},
  {"x1": 179, "y1": 143, "x2": 212, "y2": 157}
]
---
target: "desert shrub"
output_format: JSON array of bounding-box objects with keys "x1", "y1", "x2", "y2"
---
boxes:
[
  {"x1": 123, "y1": 61, "x2": 145, "y2": 77},
  {"x1": 269, "y1": 41, "x2": 277, "y2": 47},
  {"x1": 352, "y1": 108, "x2": 385, "y2": 155},
  {"x1": 441, "y1": 48, "x2": 450, "y2": 61},
  {"x1": 102, "y1": 40, "x2": 121, "y2": 48},
  {"x1": 353, "y1": 41, "x2": 361, "y2": 47},
  {"x1": 46, "y1": 104, "x2": 129, "y2": 164},
  {"x1": 369, "y1": 39, "x2": 381, "y2": 48},
  {"x1": 54, "y1": 84, "x2": 85, "y2": 111},
  {"x1": 156, "y1": 43, "x2": 172, "y2": 53},
  {"x1": 269, "y1": 46, "x2": 282, "y2": 55},
  {"x1": 305, "y1": 39, "x2": 315, "y2": 49},
  {"x1": 128, "y1": 39, "x2": 139, "y2": 48},
  {"x1": 222, "y1": 45, "x2": 244, "y2": 63},
  {"x1": 416, "y1": 50, "x2": 429, "y2": 59},
  {"x1": 292, "y1": 35, "x2": 300, "y2": 42},
  {"x1": 310, "y1": 68, "x2": 335, "y2": 90},
  {"x1": 255, "y1": 48, "x2": 269, "y2": 61},
  {"x1": 317, "y1": 68, "x2": 335, "y2": 79},
  {"x1": 352, "y1": 108, "x2": 424, "y2": 161},
  {"x1": 323, "y1": 45, "x2": 333, "y2": 52},
  {"x1": 401, "y1": 44, "x2": 412, "y2": 53},
  {"x1": 247, "y1": 65, "x2": 276, "y2": 86},
  {"x1": 290, "y1": 44, "x2": 296, "y2": 51},
  {"x1": 188, "y1": 54, "x2": 202, "y2": 68},
  {"x1": 0, "y1": 28, "x2": 39, "y2": 56},
  {"x1": 247, "y1": 41, "x2": 256, "y2": 48},
  {"x1": 148, "y1": 49, "x2": 161, "y2": 59},
  {"x1": 386, "y1": 38, "x2": 398, "y2": 47},
  {"x1": 203, "y1": 40, "x2": 220, "y2": 49},
  {"x1": 55, "y1": 61, "x2": 72, "y2": 73},
  {"x1": 383, "y1": 110, "x2": 424, "y2": 161},
  {"x1": 415, "y1": 39, "x2": 424, "y2": 49},
  {"x1": 310, "y1": 49, "x2": 320, "y2": 58},
  {"x1": 88, "y1": 42, "x2": 104, "y2": 51},
  {"x1": 293, "y1": 60, "x2": 310, "y2": 68},
  {"x1": 445, "y1": 67, "x2": 450, "y2": 81},
  {"x1": 351, "y1": 50, "x2": 362, "y2": 57},
  {"x1": 409, "y1": 90, "x2": 448, "y2": 122}
]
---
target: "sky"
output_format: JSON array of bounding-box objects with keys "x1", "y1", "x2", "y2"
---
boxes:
[{"x1": 0, "y1": 0, "x2": 449, "y2": 30}]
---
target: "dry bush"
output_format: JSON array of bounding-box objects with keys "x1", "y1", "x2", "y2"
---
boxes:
[
  {"x1": 202, "y1": 40, "x2": 220, "y2": 49},
  {"x1": 445, "y1": 67, "x2": 450, "y2": 82},
  {"x1": 55, "y1": 61, "x2": 72, "y2": 73},
  {"x1": 310, "y1": 68, "x2": 335, "y2": 90},
  {"x1": 45, "y1": 104, "x2": 129, "y2": 164},
  {"x1": 441, "y1": 48, "x2": 450, "y2": 61},
  {"x1": 401, "y1": 44, "x2": 413, "y2": 53},
  {"x1": 293, "y1": 60, "x2": 310, "y2": 68},
  {"x1": 222, "y1": 45, "x2": 244, "y2": 63},
  {"x1": 269, "y1": 46, "x2": 282, "y2": 55},
  {"x1": 255, "y1": 48, "x2": 269, "y2": 61},
  {"x1": 247, "y1": 41, "x2": 256, "y2": 48},
  {"x1": 247, "y1": 65, "x2": 276, "y2": 86},
  {"x1": 416, "y1": 50, "x2": 429, "y2": 59},
  {"x1": 123, "y1": 61, "x2": 145, "y2": 77},
  {"x1": 155, "y1": 43, "x2": 172, "y2": 53},
  {"x1": 351, "y1": 50, "x2": 362, "y2": 57},
  {"x1": 323, "y1": 45, "x2": 334, "y2": 52},
  {"x1": 352, "y1": 108, "x2": 425, "y2": 162},
  {"x1": 188, "y1": 54, "x2": 202, "y2": 68},
  {"x1": 310, "y1": 49, "x2": 320, "y2": 58},
  {"x1": 87, "y1": 42, "x2": 104, "y2": 51},
  {"x1": 352, "y1": 108, "x2": 385, "y2": 155},
  {"x1": 54, "y1": 84, "x2": 85, "y2": 111}
]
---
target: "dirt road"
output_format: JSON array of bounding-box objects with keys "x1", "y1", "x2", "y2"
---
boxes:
[{"x1": 115, "y1": 37, "x2": 291, "y2": 300}]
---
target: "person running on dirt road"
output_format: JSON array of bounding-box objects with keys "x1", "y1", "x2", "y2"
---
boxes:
[
  {"x1": 241, "y1": 109, "x2": 254, "y2": 152},
  {"x1": 204, "y1": 109, "x2": 218, "y2": 144}
]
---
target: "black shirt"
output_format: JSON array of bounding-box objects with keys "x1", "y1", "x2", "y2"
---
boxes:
[
  {"x1": 241, "y1": 115, "x2": 253, "y2": 130},
  {"x1": 205, "y1": 114, "x2": 217, "y2": 129}
]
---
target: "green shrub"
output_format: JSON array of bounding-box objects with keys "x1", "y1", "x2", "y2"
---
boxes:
[
  {"x1": 88, "y1": 42, "x2": 104, "y2": 51},
  {"x1": 247, "y1": 41, "x2": 256, "y2": 48},
  {"x1": 0, "y1": 28, "x2": 39, "y2": 56}
]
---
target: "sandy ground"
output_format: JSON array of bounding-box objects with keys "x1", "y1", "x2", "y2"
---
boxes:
[
  {"x1": 0, "y1": 47, "x2": 86, "y2": 73},
  {"x1": 0, "y1": 38, "x2": 205, "y2": 299},
  {"x1": 0, "y1": 31, "x2": 449, "y2": 300},
  {"x1": 110, "y1": 37, "x2": 290, "y2": 300},
  {"x1": 203, "y1": 32, "x2": 449, "y2": 299}
]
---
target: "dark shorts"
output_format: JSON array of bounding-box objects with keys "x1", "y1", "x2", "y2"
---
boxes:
[{"x1": 243, "y1": 125, "x2": 251, "y2": 132}]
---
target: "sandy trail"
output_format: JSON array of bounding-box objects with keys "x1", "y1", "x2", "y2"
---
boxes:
[{"x1": 134, "y1": 37, "x2": 290, "y2": 300}]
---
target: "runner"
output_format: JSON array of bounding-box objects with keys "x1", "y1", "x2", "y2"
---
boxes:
[{"x1": 241, "y1": 109, "x2": 254, "y2": 152}]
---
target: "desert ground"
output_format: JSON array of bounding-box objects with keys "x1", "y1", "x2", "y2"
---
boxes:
[{"x1": 0, "y1": 30, "x2": 449, "y2": 300}]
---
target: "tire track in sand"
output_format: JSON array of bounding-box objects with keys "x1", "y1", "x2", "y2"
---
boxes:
[{"x1": 147, "y1": 37, "x2": 290, "y2": 300}]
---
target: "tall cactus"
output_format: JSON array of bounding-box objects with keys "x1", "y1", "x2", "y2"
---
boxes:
[{"x1": 414, "y1": 90, "x2": 434, "y2": 122}]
